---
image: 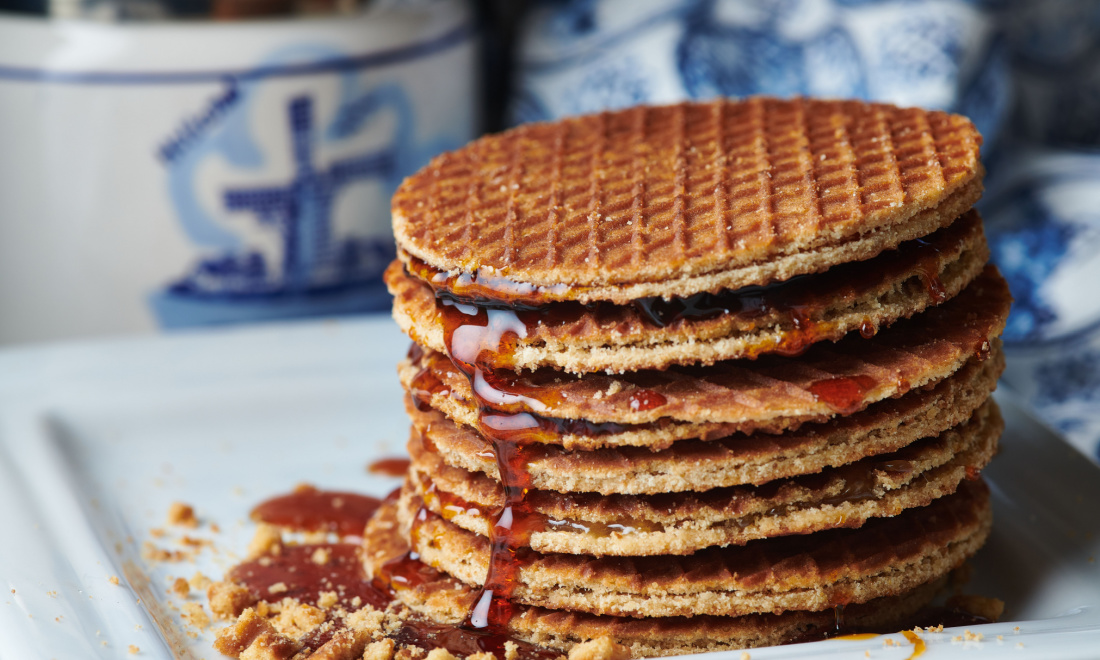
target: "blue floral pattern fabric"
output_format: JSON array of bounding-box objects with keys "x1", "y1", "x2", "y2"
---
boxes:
[{"x1": 510, "y1": 0, "x2": 1100, "y2": 464}]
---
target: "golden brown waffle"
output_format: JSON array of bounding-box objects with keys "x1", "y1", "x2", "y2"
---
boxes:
[
  {"x1": 364, "y1": 499, "x2": 950, "y2": 657},
  {"x1": 398, "y1": 480, "x2": 991, "y2": 618},
  {"x1": 388, "y1": 211, "x2": 990, "y2": 373},
  {"x1": 392, "y1": 98, "x2": 984, "y2": 304},
  {"x1": 407, "y1": 399, "x2": 1000, "y2": 556},
  {"x1": 400, "y1": 267, "x2": 1009, "y2": 448},
  {"x1": 407, "y1": 347, "x2": 1002, "y2": 493}
]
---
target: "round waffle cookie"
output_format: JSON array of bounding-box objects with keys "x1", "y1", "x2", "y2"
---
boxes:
[
  {"x1": 388, "y1": 210, "x2": 991, "y2": 373},
  {"x1": 400, "y1": 267, "x2": 1009, "y2": 449},
  {"x1": 365, "y1": 500, "x2": 956, "y2": 657},
  {"x1": 391, "y1": 98, "x2": 984, "y2": 303},
  {"x1": 405, "y1": 346, "x2": 1003, "y2": 494},
  {"x1": 395, "y1": 480, "x2": 991, "y2": 618},
  {"x1": 407, "y1": 399, "x2": 1001, "y2": 556}
]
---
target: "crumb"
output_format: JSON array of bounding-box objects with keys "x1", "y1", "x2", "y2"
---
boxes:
[
  {"x1": 363, "y1": 639, "x2": 396, "y2": 660},
  {"x1": 864, "y1": 653, "x2": 869, "y2": 659},
  {"x1": 211, "y1": 523, "x2": 221, "y2": 533},
  {"x1": 171, "y1": 577, "x2": 190, "y2": 598},
  {"x1": 109, "y1": 576, "x2": 120, "y2": 586},
  {"x1": 141, "y1": 541, "x2": 189, "y2": 563},
  {"x1": 317, "y1": 591, "x2": 339, "y2": 610},
  {"x1": 213, "y1": 608, "x2": 298, "y2": 657},
  {"x1": 567, "y1": 637, "x2": 630, "y2": 660},
  {"x1": 997, "y1": 635, "x2": 1004, "y2": 642},
  {"x1": 167, "y1": 502, "x2": 198, "y2": 528},
  {"x1": 189, "y1": 572, "x2": 213, "y2": 592},
  {"x1": 182, "y1": 602, "x2": 211, "y2": 630},
  {"x1": 1017, "y1": 642, "x2": 1024, "y2": 648},
  {"x1": 247, "y1": 525, "x2": 282, "y2": 559},
  {"x1": 740, "y1": 653, "x2": 750, "y2": 660},
  {"x1": 426, "y1": 649, "x2": 459, "y2": 660},
  {"x1": 267, "y1": 582, "x2": 288, "y2": 595},
  {"x1": 504, "y1": 641, "x2": 520, "y2": 660},
  {"x1": 207, "y1": 581, "x2": 256, "y2": 619},
  {"x1": 272, "y1": 599, "x2": 325, "y2": 637},
  {"x1": 101, "y1": 641, "x2": 108, "y2": 647},
  {"x1": 311, "y1": 547, "x2": 331, "y2": 565},
  {"x1": 149, "y1": 528, "x2": 166, "y2": 538},
  {"x1": 883, "y1": 638, "x2": 896, "y2": 647},
  {"x1": 1014, "y1": 626, "x2": 1020, "y2": 633},
  {"x1": 128, "y1": 645, "x2": 139, "y2": 655},
  {"x1": 345, "y1": 607, "x2": 385, "y2": 634}
]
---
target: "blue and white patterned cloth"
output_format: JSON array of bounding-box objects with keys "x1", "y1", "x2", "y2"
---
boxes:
[{"x1": 510, "y1": 0, "x2": 1100, "y2": 464}]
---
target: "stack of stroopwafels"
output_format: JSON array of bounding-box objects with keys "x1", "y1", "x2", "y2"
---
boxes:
[{"x1": 367, "y1": 97, "x2": 1010, "y2": 656}]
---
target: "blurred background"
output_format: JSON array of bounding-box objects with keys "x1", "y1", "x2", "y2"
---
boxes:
[{"x1": 0, "y1": 0, "x2": 1097, "y2": 458}]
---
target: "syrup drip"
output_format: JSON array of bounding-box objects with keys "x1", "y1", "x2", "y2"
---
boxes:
[
  {"x1": 416, "y1": 470, "x2": 662, "y2": 539},
  {"x1": 409, "y1": 352, "x2": 634, "y2": 440},
  {"x1": 901, "y1": 630, "x2": 927, "y2": 659},
  {"x1": 807, "y1": 375, "x2": 880, "y2": 415},
  {"x1": 435, "y1": 289, "x2": 564, "y2": 636},
  {"x1": 368, "y1": 458, "x2": 412, "y2": 477},
  {"x1": 859, "y1": 318, "x2": 877, "y2": 339},
  {"x1": 912, "y1": 237, "x2": 950, "y2": 305},
  {"x1": 251, "y1": 484, "x2": 383, "y2": 538}
]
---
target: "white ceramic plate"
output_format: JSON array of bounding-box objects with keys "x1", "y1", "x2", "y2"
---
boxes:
[{"x1": 1, "y1": 318, "x2": 1099, "y2": 659}]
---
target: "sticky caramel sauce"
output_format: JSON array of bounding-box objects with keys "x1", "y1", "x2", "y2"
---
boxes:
[
  {"x1": 251, "y1": 484, "x2": 383, "y2": 538},
  {"x1": 369, "y1": 458, "x2": 412, "y2": 477},
  {"x1": 229, "y1": 543, "x2": 392, "y2": 612},
  {"x1": 807, "y1": 374, "x2": 880, "y2": 415}
]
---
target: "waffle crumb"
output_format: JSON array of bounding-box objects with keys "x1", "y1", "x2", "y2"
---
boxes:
[
  {"x1": 248, "y1": 525, "x2": 283, "y2": 559},
  {"x1": 109, "y1": 576, "x2": 120, "y2": 586},
  {"x1": 425, "y1": 649, "x2": 459, "y2": 660},
  {"x1": 567, "y1": 637, "x2": 631, "y2": 660},
  {"x1": 363, "y1": 639, "x2": 397, "y2": 660},
  {"x1": 141, "y1": 541, "x2": 189, "y2": 563},
  {"x1": 189, "y1": 572, "x2": 213, "y2": 592},
  {"x1": 171, "y1": 577, "x2": 190, "y2": 598},
  {"x1": 317, "y1": 591, "x2": 339, "y2": 610},
  {"x1": 168, "y1": 502, "x2": 199, "y2": 528},
  {"x1": 504, "y1": 641, "x2": 519, "y2": 660},
  {"x1": 182, "y1": 602, "x2": 211, "y2": 630},
  {"x1": 207, "y1": 581, "x2": 256, "y2": 619},
  {"x1": 267, "y1": 582, "x2": 288, "y2": 595},
  {"x1": 740, "y1": 653, "x2": 751, "y2": 660},
  {"x1": 128, "y1": 645, "x2": 139, "y2": 655},
  {"x1": 272, "y1": 600, "x2": 325, "y2": 637},
  {"x1": 310, "y1": 547, "x2": 332, "y2": 565}
]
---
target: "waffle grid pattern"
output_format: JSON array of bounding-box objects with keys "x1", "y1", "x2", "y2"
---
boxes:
[{"x1": 393, "y1": 98, "x2": 981, "y2": 286}]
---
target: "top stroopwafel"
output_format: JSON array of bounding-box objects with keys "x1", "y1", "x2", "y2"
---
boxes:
[{"x1": 393, "y1": 97, "x2": 984, "y2": 304}]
